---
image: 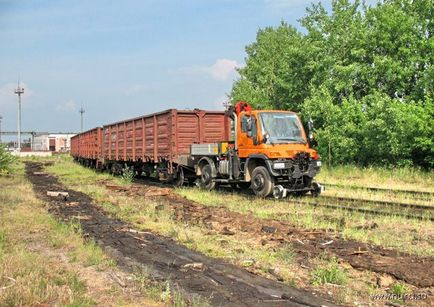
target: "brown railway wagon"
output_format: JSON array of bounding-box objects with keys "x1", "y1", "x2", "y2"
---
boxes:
[
  {"x1": 70, "y1": 127, "x2": 103, "y2": 160},
  {"x1": 102, "y1": 109, "x2": 230, "y2": 164}
]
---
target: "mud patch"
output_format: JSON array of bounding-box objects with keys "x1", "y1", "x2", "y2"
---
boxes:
[{"x1": 26, "y1": 162, "x2": 334, "y2": 307}]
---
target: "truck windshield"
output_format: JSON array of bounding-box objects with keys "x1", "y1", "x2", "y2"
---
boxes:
[{"x1": 259, "y1": 112, "x2": 306, "y2": 144}]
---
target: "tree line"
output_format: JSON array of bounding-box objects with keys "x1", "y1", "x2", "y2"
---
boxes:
[{"x1": 230, "y1": 0, "x2": 433, "y2": 169}]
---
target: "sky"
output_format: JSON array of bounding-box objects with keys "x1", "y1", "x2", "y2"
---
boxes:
[{"x1": 0, "y1": 0, "x2": 376, "y2": 135}]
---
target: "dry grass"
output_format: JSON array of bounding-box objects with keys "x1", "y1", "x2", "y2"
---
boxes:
[
  {"x1": 177, "y1": 188, "x2": 434, "y2": 257},
  {"x1": 0, "y1": 162, "x2": 161, "y2": 306},
  {"x1": 44, "y1": 157, "x2": 424, "y2": 306}
]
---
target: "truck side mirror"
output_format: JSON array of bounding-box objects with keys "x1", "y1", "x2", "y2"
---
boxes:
[
  {"x1": 308, "y1": 118, "x2": 313, "y2": 138},
  {"x1": 262, "y1": 134, "x2": 269, "y2": 143},
  {"x1": 307, "y1": 118, "x2": 317, "y2": 147}
]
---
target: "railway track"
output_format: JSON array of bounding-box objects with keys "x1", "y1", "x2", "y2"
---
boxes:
[
  {"x1": 131, "y1": 176, "x2": 434, "y2": 222},
  {"x1": 290, "y1": 199, "x2": 434, "y2": 222},
  {"x1": 316, "y1": 195, "x2": 434, "y2": 211},
  {"x1": 321, "y1": 182, "x2": 434, "y2": 200}
]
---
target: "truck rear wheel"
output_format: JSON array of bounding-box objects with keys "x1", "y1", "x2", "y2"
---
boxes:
[
  {"x1": 173, "y1": 167, "x2": 184, "y2": 187},
  {"x1": 251, "y1": 166, "x2": 274, "y2": 197},
  {"x1": 238, "y1": 182, "x2": 251, "y2": 190},
  {"x1": 199, "y1": 164, "x2": 216, "y2": 190}
]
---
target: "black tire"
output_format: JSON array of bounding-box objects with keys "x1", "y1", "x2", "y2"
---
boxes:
[
  {"x1": 173, "y1": 167, "x2": 184, "y2": 187},
  {"x1": 237, "y1": 182, "x2": 251, "y2": 190},
  {"x1": 311, "y1": 182, "x2": 322, "y2": 197},
  {"x1": 199, "y1": 164, "x2": 216, "y2": 190},
  {"x1": 294, "y1": 191, "x2": 308, "y2": 197},
  {"x1": 251, "y1": 166, "x2": 274, "y2": 197}
]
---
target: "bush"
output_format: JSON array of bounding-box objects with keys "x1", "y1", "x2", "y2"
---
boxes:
[
  {"x1": 302, "y1": 90, "x2": 433, "y2": 168},
  {"x1": 0, "y1": 145, "x2": 16, "y2": 175}
]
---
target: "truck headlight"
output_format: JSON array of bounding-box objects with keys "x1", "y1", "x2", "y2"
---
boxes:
[
  {"x1": 316, "y1": 161, "x2": 322, "y2": 167},
  {"x1": 273, "y1": 162, "x2": 286, "y2": 169}
]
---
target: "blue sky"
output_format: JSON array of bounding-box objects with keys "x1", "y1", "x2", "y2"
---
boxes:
[{"x1": 0, "y1": 0, "x2": 374, "y2": 134}]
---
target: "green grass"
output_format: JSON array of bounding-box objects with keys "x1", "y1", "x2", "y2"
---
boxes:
[
  {"x1": 310, "y1": 256, "x2": 347, "y2": 286},
  {"x1": 45, "y1": 156, "x2": 427, "y2": 305},
  {"x1": 390, "y1": 282, "x2": 409, "y2": 296},
  {"x1": 317, "y1": 165, "x2": 434, "y2": 192}
]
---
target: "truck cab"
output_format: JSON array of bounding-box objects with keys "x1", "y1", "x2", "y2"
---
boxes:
[
  {"x1": 193, "y1": 102, "x2": 323, "y2": 198},
  {"x1": 237, "y1": 109, "x2": 322, "y2": 197}
]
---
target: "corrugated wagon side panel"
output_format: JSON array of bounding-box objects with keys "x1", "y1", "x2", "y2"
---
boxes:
[
  {"x1": 173, "y1": 110, "x2": 229, "y2": 156},
  {"x1": 133, "y1": 118, "x2": 143, "y2": 160},
  {"x1": 202, "y1": 113, "x2": 230, "y2": 143},
  {"x1": 144, "y1": 117, "x2": 155, "y2": 160},
  {"x1": 102, "y1": 109, "x2": 229, "y2": 163},
  {"x1": 175, "y1": 111, "x2": 200, "y2": 155},
  {"x1": 156, "y1": 112, "x2": 171, "y2": 160},
  {"x1": 71, "y1": 136, "x2": 78, "y2": 156},
  {"x1": 71, "y1": 128, "x2": 102, "y2": 160}
]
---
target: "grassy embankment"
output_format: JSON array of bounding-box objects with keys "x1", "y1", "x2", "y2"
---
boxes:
[
  {"x1": 0, "y1": 161, "x2": 164, "y2": 306},
  {"x1": 178, "y1": 165, "x2": 434, "y2": 256},
  {"x1": 45, "y1": 155, "x2": 433, "y2": 305},
  {"x1": 318, "y1": 165, "x2": 434, "y2": 205}
]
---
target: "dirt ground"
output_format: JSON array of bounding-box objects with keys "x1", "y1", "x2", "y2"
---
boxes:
[
  {"x1": 103, "y1": 181, "x2": 434, "y2": 289},
  {"x1": 25, "y1": 161, "x2": 336, "y2": 306}
]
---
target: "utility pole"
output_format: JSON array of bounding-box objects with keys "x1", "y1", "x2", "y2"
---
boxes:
[
  {"x1": 14, "y1": 82, "x2": 24, "y2": 151},
  {"x1": 79, "y1": 106, "x2": 85, "y2": 132},
  {"x1": 0, "y1": 115, "x2": 3, "y2": 144}
]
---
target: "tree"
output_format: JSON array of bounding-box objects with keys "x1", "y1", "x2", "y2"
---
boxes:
[{"x1": 230, "y1": 0, "x2": 434, "y2": 168}]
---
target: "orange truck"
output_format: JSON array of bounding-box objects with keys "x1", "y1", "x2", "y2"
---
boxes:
[
  {"x1": 71, "y1": 101, "x2": 323, "y2": 198},
  {"x1": 193, "y1": 101, "x2": 323, "y2": 198}
]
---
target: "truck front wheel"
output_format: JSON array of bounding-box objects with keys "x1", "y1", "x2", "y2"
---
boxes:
[{"x1": 251, "y1": 166, "x2": 274, "y2": 197}]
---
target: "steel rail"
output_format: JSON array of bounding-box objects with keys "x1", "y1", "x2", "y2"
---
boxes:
[{"x1": 321, "y1": 182, "x2": 434, "y2": 199}]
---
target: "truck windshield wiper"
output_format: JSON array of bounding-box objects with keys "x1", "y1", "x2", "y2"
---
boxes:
[{"x1": 277, "y1": 138, "x2": 307, "y2": 144}]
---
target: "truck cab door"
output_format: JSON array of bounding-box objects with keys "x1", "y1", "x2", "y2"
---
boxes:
[{"x1": 238, "y1": 114, "x2": 259, "y2": 156}]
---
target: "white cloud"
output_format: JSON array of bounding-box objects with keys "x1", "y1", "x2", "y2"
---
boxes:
[
  {"x1": 0, "y1": 82, "x2": 35, "y2": 108},
  {"x1": 208, "y1": 59, "x2": 239, "y2": 80},
  {"x1": 56, "y1": 100, "x2": 77, "y2": 112},
  {"x1": 172, "y1": 58, "x2": 241, "y2": 81}
]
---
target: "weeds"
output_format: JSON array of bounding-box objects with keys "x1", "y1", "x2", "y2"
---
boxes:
[
  {"x1": 275, "y1": 244, "x2": 295, "y2": 265},
  {"x1": 121, "y1": 164, "x2": 135, "y2": 184},
  {"x1": 0, "y1": 144, "x2": 17, "y2": 175},
  {"x1": 133, "y1": 268, "x2": 166, "y2": 301},
  {"x1": 310, "y1": 257, "x2": 347, "y2": 286},
  {"x1": 391, "y1": 282, "x2": 409, "y2": 296}
]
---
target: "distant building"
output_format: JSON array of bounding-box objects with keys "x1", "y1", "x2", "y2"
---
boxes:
[{"x1": 33, "y1": 133, "x2": 76, "y2": 152}]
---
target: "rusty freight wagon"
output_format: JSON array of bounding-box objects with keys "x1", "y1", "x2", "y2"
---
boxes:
[
  {"x1": 101, "y1": 109, "x2": 231, "y2": 184},
  {"x1": 70, "y1": 127, "x2": 103, "y2": 167}
]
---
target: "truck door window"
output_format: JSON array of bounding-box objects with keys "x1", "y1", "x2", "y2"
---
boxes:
[{"x1": 241, "y1": 116, "x2": 249, "y2": 133}]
